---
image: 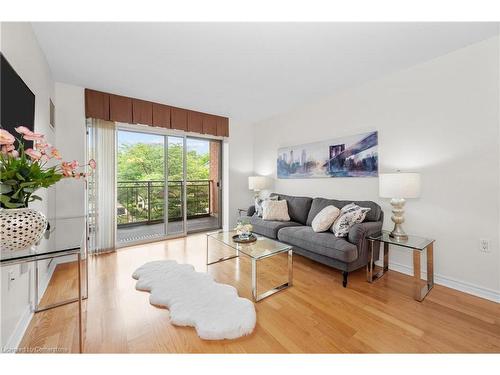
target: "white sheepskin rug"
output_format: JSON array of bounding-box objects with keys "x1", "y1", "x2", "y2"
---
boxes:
[{"x1": 132, "y1": 260, "x2": 256, "y2": 340}]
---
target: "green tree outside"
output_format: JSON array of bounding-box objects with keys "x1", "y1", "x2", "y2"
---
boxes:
[
  {"x1": 116, "y1": 141, "x2": 211, "y2": 224},
  {"x1": 117, "y1": 142, "x2": 209, "y2": 181}
]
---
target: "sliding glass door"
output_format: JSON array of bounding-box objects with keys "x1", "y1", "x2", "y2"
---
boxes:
[
  {"x1": 116, "y1": 130, "x2": 166, "y2": 244},
  {"x1": 166, "y1": 136, "x2": 185, "y2": 236},
  {"x1": 186, "y1": 137, "x2": 222, "y2": 232},
  {"x1": 115, "y1": 128, "x2": 222, "y2": 246}
]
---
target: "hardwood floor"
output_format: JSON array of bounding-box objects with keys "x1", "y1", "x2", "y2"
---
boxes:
[{"x1": 19, "y1": 233, "x2": 500, "y2": 353}]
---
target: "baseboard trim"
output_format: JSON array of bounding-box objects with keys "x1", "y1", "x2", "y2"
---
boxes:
[
  {"x1": 37, "y1": 260, "x2": 57, "y2": 304},
  {"x1": 386, "y1": 260, "x2": 500, "y2": 303},
  {"x1": 2, "y1": 305, "x2": 33, "y2": 353},
  {"x1": 2, "y1": 259, "x2": 57, "y2": 352}
]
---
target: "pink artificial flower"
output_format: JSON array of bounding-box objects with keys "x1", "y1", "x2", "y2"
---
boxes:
[
  {"x1": 25, "y1": 148, "x2": 42, "y2": 160},
  {"x1": 4, "y1": 144, "x2": 15, "y2": 152},
  {"x1": 0, "y1": 129, "x2": 15, "y2": 145},
  {"x1": 23, "y1": 132, "x2": 45, "y2": 142},
  {"x1": 15, "y1": 126, "x2": 44, "y2": 142},
  {"x1": 1, "y1": 144, "x2": 18, "y2": 158},
  {"x1": 61, "y1": 161, "x2": 76, "y2": 177},
  {"x1": 88, "y1": 159, "x2": 96, "y2": 169},
  {"x1": 50, "y1": 147, "x2": 62, "y2": 160},
  {"x1": 69, "y1": 160, "x2": 79, "y2": 169},
  {"x1": 14, "y1": 126, "x2": 32, "y2": 135},
  {"x1": 35, "y1": 140, "x2": 50, "y2": 153}
]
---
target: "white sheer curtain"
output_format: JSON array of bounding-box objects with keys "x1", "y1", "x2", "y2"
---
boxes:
[{"x1": 87, "y1": 119, "x2": 116, "y2": 254}]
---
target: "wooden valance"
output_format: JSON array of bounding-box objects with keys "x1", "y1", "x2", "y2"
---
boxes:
[{"x1": 85, "y1": 88, "x2": 229, "y2": 137}]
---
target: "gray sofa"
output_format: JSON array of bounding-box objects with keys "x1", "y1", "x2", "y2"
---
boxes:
[{"x1": 243, "y1": 193, "x2": 383, "y2": 287}]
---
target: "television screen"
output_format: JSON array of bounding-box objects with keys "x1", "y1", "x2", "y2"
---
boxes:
[{"x1": 1, "y1": 52, "x2": 35, "y2": 148}]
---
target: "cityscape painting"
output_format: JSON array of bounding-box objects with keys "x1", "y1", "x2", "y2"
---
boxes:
[{"x1": 277, "y1": 131, "x2": 378, "y2": 178}]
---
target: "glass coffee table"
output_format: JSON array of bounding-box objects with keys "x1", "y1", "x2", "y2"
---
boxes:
[{"x1": 206, "y1": 231, "x2": 293, "y2": 302}]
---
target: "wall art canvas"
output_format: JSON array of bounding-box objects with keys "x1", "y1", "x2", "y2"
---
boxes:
[{"x1": 277, "y1": 131, "x2": 378, "y2": 178}]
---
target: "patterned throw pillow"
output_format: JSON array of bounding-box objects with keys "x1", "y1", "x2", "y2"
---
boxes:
[
  {"x1": 262, "y1": 200, "x2": 290, "y2": 221},
  {"x1": 332, "y1": 204, "x2": 371, "y2": 237},
  {"x1": 340, "y1": 203, "x2": 359, "y2": 214},
  {"x1": 311, "y1": 205, "x2": 340, "y2": 233},
  {"x1": 255, "y1": 195, "x2": 278, "y2": 217}
]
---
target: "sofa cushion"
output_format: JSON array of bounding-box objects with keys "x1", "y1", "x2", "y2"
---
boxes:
[
  {"x1": 245, "y1": 215, "x2": 302, "y2": 239},
  {"x1": 277, "y1": 226, "x2": 358, "y2": 263},
  {"x1": 271, "y1": 193, "x2": 313, "y2": 225},
  {"x1": 306, "y1": 198, "x2": 382, "y2": 225}
]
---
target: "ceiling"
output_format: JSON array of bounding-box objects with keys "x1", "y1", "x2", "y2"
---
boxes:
[{"x1": 32, "y1": 22, "x2": 499, "y2": 123}]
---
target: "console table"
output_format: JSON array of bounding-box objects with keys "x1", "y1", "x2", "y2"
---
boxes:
[
  {"x1": 366, "y1": 230, "x2": 435, "y2": 302},
  {"x1": 1, "y1": 217, "x2": 87, "y2": 353},
  {"x1": 1, "y1": 245, "x2": 84, "y2": 352}
]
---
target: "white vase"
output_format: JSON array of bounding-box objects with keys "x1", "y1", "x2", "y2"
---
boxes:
[{"x1": 0, "y1": 208, "x2": 48, "y2": 251}]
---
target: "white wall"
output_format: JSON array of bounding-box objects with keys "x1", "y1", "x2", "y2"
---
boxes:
[
  {"x1": 253, "y1": 36, "x2": 500, "y2": 301},
  {"x1": 53, "y1": 83, "x2": 87, "y2": 249},
  {"x1": 1, "y1": 22, "x2": 57, "y2": 349},
  {"x1": 226, "y1": 121, "x2": 254, "y2": 229}
]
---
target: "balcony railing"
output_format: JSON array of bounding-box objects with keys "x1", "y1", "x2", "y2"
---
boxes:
[{"x1": 117, "y1": 180, "x2": 213, "y2": 227}]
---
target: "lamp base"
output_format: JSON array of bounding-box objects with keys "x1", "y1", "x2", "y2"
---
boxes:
[
  {"x1": 389, "y1": 198, "x2": 408, "y2": 241},
  {"x1": 389, "y1": 227, "x2": 408, "y2": 241}
]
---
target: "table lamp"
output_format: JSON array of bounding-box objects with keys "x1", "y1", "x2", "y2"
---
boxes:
[
  {"x1": 379, "y1": 172, "x2": 421, "y2": 241},
  {"x1": 248, "y1": 176, "x2": 271, "y2": 198}
]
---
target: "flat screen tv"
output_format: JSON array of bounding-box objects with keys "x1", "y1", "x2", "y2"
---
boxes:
[{"x1": 1, "y1": 52, "x2": 35, "y2": 148}]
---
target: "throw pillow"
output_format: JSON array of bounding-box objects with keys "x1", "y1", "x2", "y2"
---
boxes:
[
  {"x1": 355, "y1": 207, "x2": 371, "y2": 224},
  {"x1": 254, "y1": 195, "x2": 278, "y2": 217},
  {"x1": 340, "y1": 202, "x2": 359, "y2": 214},
  {"x1": 311, "y1": 205, "x2": 340, "y2": 233},
  {"x1": 262, "y1": 200, "x2": 290, "y2": 221},
  {"x1": 332, "y1": 204, "x2": 371, "y2": 237}
]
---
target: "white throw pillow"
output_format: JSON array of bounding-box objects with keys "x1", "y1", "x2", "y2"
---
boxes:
[
  {"x1": 311, "y1": 205, "x2": 340, "y2": 233},
  {"x1": 255, "y1": 195, "x2": 278, "y2": 217},
  {"x1": 262, "y1": 200, "x2": 290, "y2": 221},
  {"x1": 332, "y1": 204, "x2": 371, "y2": 237}
]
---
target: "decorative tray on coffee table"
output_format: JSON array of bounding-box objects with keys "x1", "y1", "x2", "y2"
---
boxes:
[{"x1": 232, "y1": 233, "x2": 257, "y2": 244}]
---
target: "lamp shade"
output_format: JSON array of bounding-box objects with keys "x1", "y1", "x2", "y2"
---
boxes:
[
  {"x1": 248, "y1": 176, "x2": 271, "y2": 191},
  {"x1": 379, "y1": 173, "x2": 421, "y2": 199}
]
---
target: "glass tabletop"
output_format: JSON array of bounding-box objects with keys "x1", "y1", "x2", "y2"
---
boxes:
[
  {"x1": 367, "y1": 230, "x2": 434, "y2": 250},
  {"x1": 207, "y1": 230, "x2": 292, "y2": 259},
  {"x1": 1, "y1": 216, "x2": 85, "y2": 264}
]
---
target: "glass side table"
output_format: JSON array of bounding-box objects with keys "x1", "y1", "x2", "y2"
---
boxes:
[{"x1": 366, "y1": 230, "x2": 435, "y2": 302}]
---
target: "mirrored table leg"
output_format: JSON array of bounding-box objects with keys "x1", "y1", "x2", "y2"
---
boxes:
[
  {"x1": 413, "y1": 244, "x2": 434, "y2": 302},
  {"x1": 367, "y1": 240, "x2": 388, "y2": 282}
]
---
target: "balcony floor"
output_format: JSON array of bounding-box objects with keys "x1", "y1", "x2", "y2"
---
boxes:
[{"x1": 117, "y1": 215, "x2": 220, "y2": 243}]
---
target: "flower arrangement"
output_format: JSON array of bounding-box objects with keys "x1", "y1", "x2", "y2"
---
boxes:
[
  {"x1": 235, "y1": 219, "x2": 253, "y2": 239},
  {"x1": 0, "y1": 127, "x2": 95, "y2": 209}
]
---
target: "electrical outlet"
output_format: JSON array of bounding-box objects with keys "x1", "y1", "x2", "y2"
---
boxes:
[{"x1": 479, "y1": 239, "x2": 490, "y2": 253}]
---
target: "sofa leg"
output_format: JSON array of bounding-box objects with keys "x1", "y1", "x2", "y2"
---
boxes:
[{"x1": 342, "y1": 271, "x2": 348, "y2": 288}]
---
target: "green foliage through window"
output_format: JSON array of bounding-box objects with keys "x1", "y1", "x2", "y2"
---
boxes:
[{"x1": 116, "y1": 140, "x2": 213, "y2": 225}]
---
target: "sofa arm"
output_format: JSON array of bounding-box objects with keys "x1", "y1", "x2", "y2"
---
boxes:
[
  {"x1": 347, "y1": 221, "x2": 383, "y2": 245},
  {"x1": 247, "y1": 205, "x2": 256, "y2": 216}
]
